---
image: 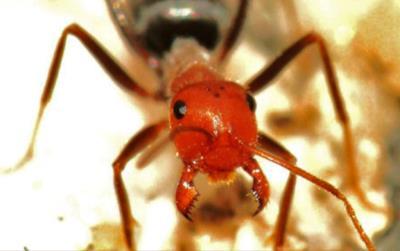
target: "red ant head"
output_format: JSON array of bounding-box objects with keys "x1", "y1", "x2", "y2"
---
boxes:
[{"x1": 170, "y1": 80, "x2": 257, "y2": 171}]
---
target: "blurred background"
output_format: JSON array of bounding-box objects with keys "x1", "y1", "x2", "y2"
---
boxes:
[{"x1": 0, "y1": 0, "x2": 399, "y2": 250}]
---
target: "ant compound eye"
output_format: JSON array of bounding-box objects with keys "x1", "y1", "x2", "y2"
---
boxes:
[
  {"x1": 173, "y1": 100, "x2": 187, "y2": 119},
  {"x1": 246, "y1": 93, "x2": 256, "y2": 112}
]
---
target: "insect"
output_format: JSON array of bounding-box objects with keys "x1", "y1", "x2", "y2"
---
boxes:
[{"x1": 0, "y1": 0, "x2": 378, "y2": 250}]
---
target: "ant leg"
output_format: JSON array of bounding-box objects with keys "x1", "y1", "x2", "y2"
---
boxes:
[
  {"x1": 113, "y1": 120, "x2": 168, "y2": 251},
  {"x1": 273, "y1": 173, "x2": 296, "y2": 251},
  {"x1": 136, "y1": 132, "x2": 170, "y2": 169},
  {"x1": 258, "y1": 133, "x2": 296, "y2": 250},
  {"x1": 247, "y1": 33, "x2": 380, "y2": 211},
  {"x1": 258, "y1": 133, "x2": 296, "y2": 163},
  {"x1": 176, "y1": 164, "x2": 199, "y2": 221},
  {"x1": 218, "y1": 0, "x2": 249, "y2": 62},
  {"x1": 248, "y1": 145, "x2": 376, "y2": 251},
  {"x1": 1, "y1": 23, "x2": 156, "y2": 173}
]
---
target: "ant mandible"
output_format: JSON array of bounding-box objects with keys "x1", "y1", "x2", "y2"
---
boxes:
[{"x1": 3, "y1": 1, "x2": 377, "y2": 250}]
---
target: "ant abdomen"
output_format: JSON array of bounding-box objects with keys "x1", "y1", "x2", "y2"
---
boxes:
[{"x1": 108, "y1": 0, "x2": 231, "y2": 62}]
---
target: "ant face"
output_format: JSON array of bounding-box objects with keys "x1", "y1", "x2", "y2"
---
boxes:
[{"x1": 170, "y1": 81, "x2": 257, "y2": 169}]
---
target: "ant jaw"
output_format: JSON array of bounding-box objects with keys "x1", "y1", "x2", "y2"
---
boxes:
[
  {"x1": 251, "y1": 190, "x2": 268, "y2": 216},
  {"x1": 176, "y1": 165, "x2": 200, "y2": 221},
  {"x1": 182, "y1": 194, "x2": 199, "y2": 222},
  {"x1": 180, "y1": 193, "x2": 199, "y2": 222}
]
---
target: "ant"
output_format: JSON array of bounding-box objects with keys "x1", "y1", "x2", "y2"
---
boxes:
[{"x1": 0, "y1": 1, "x2": 379, "y2": 250}]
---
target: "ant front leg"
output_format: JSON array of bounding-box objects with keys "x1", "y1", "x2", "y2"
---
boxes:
[
  {"x1": 258, "y1": 133, "x2": 297, "y2": 250},
  {"x1": 1, "y1": 23, "x2": 156, "y2": 173},
  {"x1": 113, "y1": 120, "x2": 168, "y2": 251},
  {"x1": 247, "y1": 32, "x2": 381, "y2": 211}
]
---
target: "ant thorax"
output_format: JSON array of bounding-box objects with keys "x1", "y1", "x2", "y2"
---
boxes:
[{"x1": 161, "y1": 39, "x2": 221, "y2": 95}]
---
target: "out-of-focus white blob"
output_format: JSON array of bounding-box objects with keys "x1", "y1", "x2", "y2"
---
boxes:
[
  {"x1": 138, "y1": 197, "x2": 177, "y2": 250},
  {"x1": 234, "y1": 220, "x2": 264, "y2": 250}
]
